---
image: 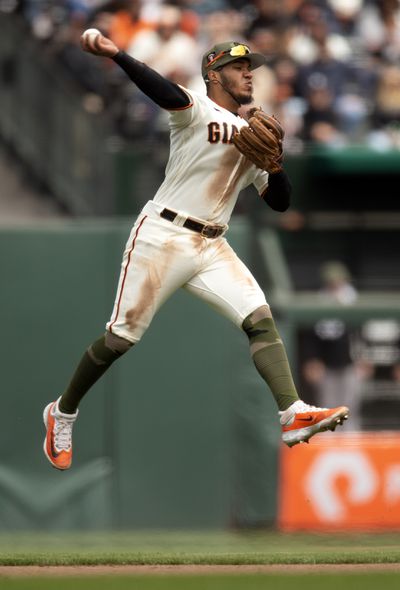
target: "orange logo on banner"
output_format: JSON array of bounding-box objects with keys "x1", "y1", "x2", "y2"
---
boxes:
[{"x1": 278, "y1": 432, "x2": 400, "y2": 531}]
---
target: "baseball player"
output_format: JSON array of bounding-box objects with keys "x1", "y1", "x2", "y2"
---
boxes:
[{"x1": 43, "y1": 31, "x2": 349, "y2": 470}]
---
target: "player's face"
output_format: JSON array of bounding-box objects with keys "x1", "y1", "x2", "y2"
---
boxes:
[{"x1": 219, "y1": 59, "x2": 253, "y2": 105}]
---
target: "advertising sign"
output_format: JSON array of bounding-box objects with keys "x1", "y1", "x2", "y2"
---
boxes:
[{"x1": 278, "y1": 433, "x2": 400, "y2": 530}]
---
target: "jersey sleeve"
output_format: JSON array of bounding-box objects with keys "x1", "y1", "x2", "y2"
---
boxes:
[
  {"x1": 168, "y1": 87, "x2": 205, "y2": 129},
  {"x1": 253, "y1": 169, "x2": 270, "y2": 195}
]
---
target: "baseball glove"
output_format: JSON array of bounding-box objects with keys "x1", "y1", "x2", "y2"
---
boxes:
[{"x1": 232, "y1": 108, "x2": 284, "y2": 173}]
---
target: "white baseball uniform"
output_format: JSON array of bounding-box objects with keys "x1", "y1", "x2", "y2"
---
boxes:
[{"x1": 107, "y1": 88, "x2": 270, "y2": 343}]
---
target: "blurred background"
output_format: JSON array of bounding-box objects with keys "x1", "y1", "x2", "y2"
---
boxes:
[{"x1": 0, "y1": 0, "x2": 400, "y2": 534}]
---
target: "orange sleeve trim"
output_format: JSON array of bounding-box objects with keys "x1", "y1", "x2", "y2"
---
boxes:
[
  {"x1": 165, "y1": 101, "x2": 194, "y2": 112},
  {"x1": 165, "y1": 86, "x2": 194, "y2": 111}
]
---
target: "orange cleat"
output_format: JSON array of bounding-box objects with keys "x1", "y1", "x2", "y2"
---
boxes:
[
  {"x1": 280, "y1": 400, "x2": 349, "y2": 447},
  {"x1": 43, "y1": 397, "x2": 78, "y2": 470}
]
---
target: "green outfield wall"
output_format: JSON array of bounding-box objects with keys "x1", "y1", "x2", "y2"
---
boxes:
[{"x1": 0, "y1": 219, "x2": 279, "y2": 531}]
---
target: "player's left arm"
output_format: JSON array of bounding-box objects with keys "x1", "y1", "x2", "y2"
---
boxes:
[{"x1": 260, "y1": 169, "x2": 292, "y2": 212}]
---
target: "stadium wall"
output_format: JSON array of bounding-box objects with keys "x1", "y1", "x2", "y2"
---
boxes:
[{"x1": 0, "y1": 219, "x2": 279, "y2": 530}]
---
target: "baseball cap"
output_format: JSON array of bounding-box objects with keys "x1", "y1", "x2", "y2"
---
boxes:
[
  {"x1": 320, "y1": 261, "x2": 351, "y2": 283},
  {"x1": 202, "y1": 41, "x2": 266, "y2": 81}
]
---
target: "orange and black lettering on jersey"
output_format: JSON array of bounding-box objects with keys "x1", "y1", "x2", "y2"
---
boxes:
[{"x1": 207, "y1": 122, "x2": 239, "y2": 144}]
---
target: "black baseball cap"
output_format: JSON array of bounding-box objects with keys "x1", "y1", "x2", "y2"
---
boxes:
[{"x1": 202, "y1": 41, "x2": 266, "y2": 81}]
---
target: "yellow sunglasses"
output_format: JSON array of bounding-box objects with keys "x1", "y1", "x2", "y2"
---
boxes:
[
  {"x1": 206, "y1": 44, "x2": 250, "y2": 69},
  {"x1": 229, "y1": 44, "x2": 250, "y2": 57}
]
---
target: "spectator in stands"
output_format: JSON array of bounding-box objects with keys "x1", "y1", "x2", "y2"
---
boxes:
[
  {"x1": 248, "y1": 0, "x2": 286, "y2": 33},
  {"x1": 294, "y1": 20, "x2": 352, "y2": 100},
  {"x1": 319, "y1": 261, "x2": 358, "y2": 305},
  {"x1": 327, "y1": 0, "x2": 363, "y2": 37},
  {"x1": 365, "y1": 62, "x2": 400, "y2": 149},
  {"x1": 300, "y1": 261, "x2": 372, "y2": 431},
  {"x1": 126, "y1": 4, "x2": 198, "y2": 83},
  {"x1": 186, "y1": 0, "x2": 230, "y2": 15},
  {"x1": 248, "y1": 26, "x2": 280, "y2": 67},
  {"x1": 197, "y1": 8, "x2": 249, "y2": 57},
  {"x1": 371, "y1": 63, "x2": 400, "y2": 127},
  {"x1": 95, "y1": 0, "x2": 154, "y2": 51},
  {"x1": 285, "y1": 1, "x2": 346, "y2": 66},
  {"x1": 357, "y1": 0, "x2": 400, "y2": 63},
  {"x1": 291, "y1": 13, "x2": 373, "y2": 142},
  {"x1": 301, "y1": 85, "x2": 347, "y2": 148}
]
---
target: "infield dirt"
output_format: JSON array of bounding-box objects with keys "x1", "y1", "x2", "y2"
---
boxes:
[{"x1": 1, "y1": 563, "x2": 400, "y2": 577}]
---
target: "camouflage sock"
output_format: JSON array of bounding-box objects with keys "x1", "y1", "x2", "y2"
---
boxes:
[
  {"x1": 59, "y1": 333, "x2": 133, "y2": 414},
  {"x1": 242, "y1": 309, "x2": 299, "y2": 412}
]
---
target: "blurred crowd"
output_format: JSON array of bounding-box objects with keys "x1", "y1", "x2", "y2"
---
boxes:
[{"x1": 3, "y1": 0, "x2": 400, "y2": 150}]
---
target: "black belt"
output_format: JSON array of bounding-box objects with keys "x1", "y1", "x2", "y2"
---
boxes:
[{"x1": 160, "y1": 208, "x2": 225, "y2": 238}]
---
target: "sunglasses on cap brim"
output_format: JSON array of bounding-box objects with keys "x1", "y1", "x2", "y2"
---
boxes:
[{"x1": 206, "y1": 44, "x2": 251, "y2": 69}]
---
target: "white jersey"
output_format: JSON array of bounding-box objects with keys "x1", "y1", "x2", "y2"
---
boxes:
[{"x1": 152, "y1": 88, "x2": 270, "y2": 226}]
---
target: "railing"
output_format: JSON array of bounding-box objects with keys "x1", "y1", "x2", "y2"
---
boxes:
[{"x1": 0, "y1": 14, "x2": 117, "y2": 215}]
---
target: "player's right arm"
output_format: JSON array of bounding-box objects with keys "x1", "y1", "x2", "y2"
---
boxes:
[{"x1": 80, "y1": 31, "x2": 191, "y2": 110}]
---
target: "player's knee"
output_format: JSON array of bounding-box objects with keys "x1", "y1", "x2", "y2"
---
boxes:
[
  {"x1": 242, "y1": 305, "x2": 273, "y2": 336},
  {"x1": 242, "y1": 305, "x2": 281, "y2": 354},
  {"x1": 88, "y1": 332, "x2": 134, "y2": 366},
  {"x1": 243, "y1": 305, "x2": 272, "y2": 326},
  {"x1": 104, "y1": 331, "x2": 134, "y2": 354}
]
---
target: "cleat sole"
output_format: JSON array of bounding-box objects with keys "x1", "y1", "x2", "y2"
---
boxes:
[{"x1": 282, "y1": 406, "x2": 350, "y2": 447}]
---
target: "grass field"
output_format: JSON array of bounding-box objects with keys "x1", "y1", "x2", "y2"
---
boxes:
[
  {"x1": 1, "y1": 573, "x2": 400, "y2": 590},
  {"x1": 1, "y1": 530, "x2": 400, "y2": 565},
  {"x1": 1, "y1": 531, "x2": 400, "y2": 589}
]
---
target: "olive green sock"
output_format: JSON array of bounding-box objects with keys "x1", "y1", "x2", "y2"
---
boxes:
[
  {"x1": 58, "y1": 334, "x2": 132, "y2": 414},
  {"x1": 242, "y1": 313, "x2": 299, "y2": 412}
]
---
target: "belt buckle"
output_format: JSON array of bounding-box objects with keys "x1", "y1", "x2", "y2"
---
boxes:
[{"x1": 201, "y1": 225, "x2": 218, "y2": 238}]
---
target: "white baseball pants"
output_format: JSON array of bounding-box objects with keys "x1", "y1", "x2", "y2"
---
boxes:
[{"x1": 107, "y1": 201, "x2": 267, "y2": 343}]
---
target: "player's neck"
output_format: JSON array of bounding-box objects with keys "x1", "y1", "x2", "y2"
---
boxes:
[{"x1": 207, "y1": 87, "x2": 240, "y2": 115}]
